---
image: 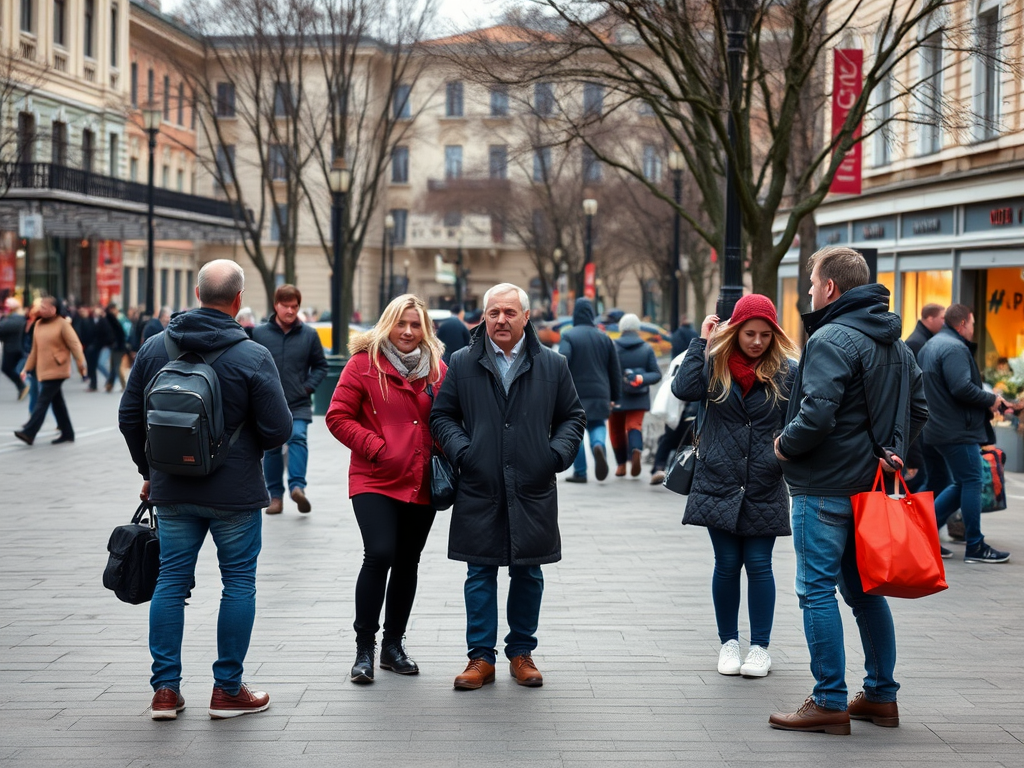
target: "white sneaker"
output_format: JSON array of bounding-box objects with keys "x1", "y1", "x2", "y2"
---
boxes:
[
  {"x1": 740, "y1": 645, "x2": 772, "y2": 677},
  {"x1": 717, "y1": 640, "x2": 741, "y2": 675}
]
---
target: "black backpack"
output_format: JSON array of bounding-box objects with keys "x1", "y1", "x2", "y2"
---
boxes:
[
  {"x1": 143, "y1": 334, "x2": 244, "y2": 476},
  {"x1": 103, "y1": 502, "x2": 160, "y2": 604}
]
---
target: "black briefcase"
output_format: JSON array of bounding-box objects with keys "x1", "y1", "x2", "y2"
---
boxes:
[{"x1": 103, "y1": 502, "x2": 160, "y2": 605}]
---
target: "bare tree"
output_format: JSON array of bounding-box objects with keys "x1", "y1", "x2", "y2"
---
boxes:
[{"x1": 0, "y1": 47, "x2": 52, "y2": 194}]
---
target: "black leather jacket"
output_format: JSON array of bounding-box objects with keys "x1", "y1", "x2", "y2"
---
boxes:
[
  {"x1": 918, "y1": 325, "x2": 996, "y2": 445},
  {"x1": 778, "y1": 284, "x2": 928, "y2": 497}
]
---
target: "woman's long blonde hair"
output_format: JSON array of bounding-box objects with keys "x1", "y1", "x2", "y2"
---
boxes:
[
  {"x1": 706, "y1": 318, "x2": 799, "y2": 405},
  {"x1": 349, "y1": 294, "x2": 444, "y2": 396}
]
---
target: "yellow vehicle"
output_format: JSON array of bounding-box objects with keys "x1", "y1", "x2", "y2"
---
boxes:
[{"x1": 310, "y1": 322, "x2": 369, "y2": 351}]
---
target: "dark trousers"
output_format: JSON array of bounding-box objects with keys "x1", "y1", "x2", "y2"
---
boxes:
[
  {"x1": 2, "y1": 353, "x2": 22, "y2": 393},
  {"x1": 654, "y1": 420, "x2": 691, "y2": 472},
  {"x1": 106, "y1": 349, "x2": 125, "y2": 389},
  {"x1": 352, "y1": 493, "x2": 435, "y2": 642},
  {"x1": 85, "y1": 345, "x2": 102, "y2": 389},
  {"x1": 22, "y1": 379, "x2": 72, "y2": 439}
]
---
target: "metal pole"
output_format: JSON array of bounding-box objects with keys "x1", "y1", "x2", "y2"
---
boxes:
[
  {"x1": 717, "y1": 29, "x2": 746, "y2": 320},
  {"x1": 331, "y1": 189, "x2": 345, "y2": 356},
  {"x1": 145, "y1": 128, "x2": 156, "y2": 317},
  {"x1": 378, "y1": 228, "x2": 387, "y2": 316},
  {"x1": 387, "y1": 234, "x2": 395, "y2": 300},
  {"x1": 455, "y1": 242, "x2": 464, "y2": 305},
  {"x1": 670, "y1": 168, "x2": 682, "y2": 331},
  {"x1": 583, "y1": 213, "x2": 593, "y2": 296}
]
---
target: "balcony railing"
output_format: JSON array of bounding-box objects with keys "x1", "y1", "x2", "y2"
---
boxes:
[
  {"x1": 1, "y1": 162, "x2": 245, "y2": 223},
  {"x1": 407, "y1": 213, "x2": 496, "y2": 249}
]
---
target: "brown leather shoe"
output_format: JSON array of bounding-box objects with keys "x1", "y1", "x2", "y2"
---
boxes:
[
  {"x1": 769, "y1": 697, "x2": 851, "y2": 734},
  {"x1": 453, "y1": 659, "x2": 495, "y2": 690},
  {"x1": 150, "y1": 688, "x2": 185, "y2": 720},
  {"x1": 509, "y1": 654, "x2": 543, "y2": 687},
  {"x1": 630, "y1": 448, "x2": 642, "y2": 477},
  {"x1": 290, "y1": 487, "x2": 311, "y2": 513},
  {"x1": 848, "y1": 692, "x2": 899, "y2": 727},
  {"x1": 265, "y1": 498, "x2": 283, "y2": 515}
]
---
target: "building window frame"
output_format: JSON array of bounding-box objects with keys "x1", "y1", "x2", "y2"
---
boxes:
[
  {"x1": 445, "y1": 81, "x2": 464, "y2": 118},
  {"x1": 393, "y1": 84, "x2": 411, "y2": 119},
  {"x1": 444, "y1": 145, "x2": 463, "y2": 179},
  {"x1": 488, "y1": 144, "x2": 507, "y2": 180},
  {"x1": 533, "y1": 146, "x2": 551, "y2": 183},
  {"x1": 83, "y1": 0, "x2": 95, "y2": 57},
  {"x1": 489, "y1": 85, "x2": 509, "y2": 117},
  {"x1": 973, "y1": 0, "x2": 1002, "y2": 141},
  {"x1": 391, "y1": 145, "x2": 409, "y2": 183},
  {"x1": 216, "y1": 82, "x2": 236, "y2": 118}
]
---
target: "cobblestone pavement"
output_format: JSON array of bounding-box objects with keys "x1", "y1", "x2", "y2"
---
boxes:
[{"x1": 1, "y1": 381, "x2": 1022, "y2": 767}]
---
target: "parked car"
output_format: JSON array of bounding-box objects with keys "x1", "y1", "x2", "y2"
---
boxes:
[
  {"x1": 310, "y1": 321, "x2": 369, "y2": 351},
  {"x1": 538, "y1": 315, "x2": 671, "y2": 357}
]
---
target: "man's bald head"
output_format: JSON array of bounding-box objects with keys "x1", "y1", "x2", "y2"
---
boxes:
[{"x1": 196, "y1": 260, "x2": 245, "y2": 311}]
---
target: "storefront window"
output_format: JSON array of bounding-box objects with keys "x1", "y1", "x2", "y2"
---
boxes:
[
  {"x1": 984, "y1": 267, "x2": 1024, "y2": 364},
  {"x1": 878, "y1": 272, "x2": 895, "y2": 312},
  {"x1": 901, "y1": 270, "x2": 951, "y2": 339},
  {"x1": 780, "y1": 277, "x2": 801, "y2": 344}
]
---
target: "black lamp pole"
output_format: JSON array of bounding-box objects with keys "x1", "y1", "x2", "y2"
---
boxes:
[
  {"x1": 717, "y1": 0, "x2": 753, "y2": 321},
  {"x1": 378, "y1": 227, "x2": 387, "y2": 316},
  {"x1": 330, "y1": 158, "x2": 351, "y2": 356},
  {"x1": 143, "y1": 107, "x2": 161, "y2": 317},
  {"x1": 668, "y1": 149, "x2": 683, "y2": 331},
  {"x1": 455, "y1": 229, "x2": 464, "y2": 305}
]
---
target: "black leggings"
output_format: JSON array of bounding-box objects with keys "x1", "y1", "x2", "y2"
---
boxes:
[{"x1": 352, "y1": 493, "x2": 435, "y2": 643}]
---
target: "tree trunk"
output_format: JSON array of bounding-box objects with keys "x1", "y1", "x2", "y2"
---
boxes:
[{"x1": 749, "y1": 224, "x2": 778, "y2": 300}]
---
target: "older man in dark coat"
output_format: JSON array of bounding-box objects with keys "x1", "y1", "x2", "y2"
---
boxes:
[
  {"x1": 431, "y1": 282, "x2": 585, "y2": 691},
  {"x1": 558, "y1": 298, "x2": 620, "y2": 482}
]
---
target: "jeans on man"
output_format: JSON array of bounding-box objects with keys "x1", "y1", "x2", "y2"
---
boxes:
[
  {"x1": 464, "y1": 564, "x2": 544, "y2": 665},
  {"x1": 932, "y1": 442, "x2": 985, "y2": 549},
  {"x1": 792, "y1": 494, "x2": 899, "y2": 711},
  {"x1": 149, "y1": 504, "x2": 262, "y2": 694},
  {"x1": 263, "y1": 418, "x2": 310, "y2": 498},
  {"x1": 572, "y1": 421, "x2": 607, "y2": 477}
]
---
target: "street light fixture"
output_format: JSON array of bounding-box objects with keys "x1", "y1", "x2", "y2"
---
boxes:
[
  {"x1": 142, "y1": 105, "x2": 161, "y2": 318},
  {"x1": 382, "y1": 213, "x2": 395, "y2": 308},
  {"x1": 582, "y1": 198, "x2": 597, "y2": 299},
  {"x1": 329, "y1": 157, "x2": 351, "y2": 356},
  {"x1": 668, "y1": 147, "x2": 685, "y2": 331},
  {"x1": 717, "y1": 0, "x2": 755, "y2": 320}
]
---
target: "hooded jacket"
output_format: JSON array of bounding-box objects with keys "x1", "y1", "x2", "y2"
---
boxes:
[
  {"x1": 430, "y1": 322, "x2": 585, "y2": 566},
  {"x1": 558, "y1": 298, "x2": 621, "y2": 423},
  {"x1": 613, "y1": 331, "x2": 661, "y2": 412},
  {"x1": 778, "y1": 284, "x2": 928, "y2": 497},
  {"x1": 904, "y1": 319, "x2": 935, "y2": 359},
  {"x1": 119, "y1": 308, "x2": 293, "y2": 511},
  {"x1": 252, "y1": 314, "x2": 329, "y2": 421},
  {"x1": 918, "y1": 324, "x2": 996, "y2": 445}
]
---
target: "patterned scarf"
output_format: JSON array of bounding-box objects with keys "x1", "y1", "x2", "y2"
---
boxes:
[
  {"x1": 728, "y1": 350, "x2": 759, "y2": 397},
  {"x1": 380, "y1": 339, "x2": 431, "y2": 381}
]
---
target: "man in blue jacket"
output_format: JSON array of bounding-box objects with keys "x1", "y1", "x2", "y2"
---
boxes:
[
  {"x1": 253, "y1": 284, "x2": 328, "y2": 515},
  {"x1": 119, "y1": 259, "x2": 292, "y2": 721},
  {"x1": 770, "y1": 247, "x2": 928, "y2": 734},
  {"x1": 918, "y1": 303, "x2": 1011, "y2": 564}
]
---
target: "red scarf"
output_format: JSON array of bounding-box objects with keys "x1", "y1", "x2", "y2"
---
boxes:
[{"x1": 728, "y1": 351, "x2": 760, "y2": 397}]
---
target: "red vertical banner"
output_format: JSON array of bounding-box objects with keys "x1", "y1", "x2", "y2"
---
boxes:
[
  {"x1": 96, "y1": 240, "x2": 123, "y2": 307},
  {"x1": 0, "y1": 232, "x2": 16, "y2": 296},
  {"x1": 830, "y1": 48, "x2": 863, "y2": 196},
  {"x1": 583, "y1": 263, "x2": 596, "y2": 299}
]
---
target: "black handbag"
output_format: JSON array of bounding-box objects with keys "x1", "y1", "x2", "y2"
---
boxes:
[
  {"x1": 663, "y1": 351, "x2": 709, "y2": 497},
  {"x1": 425, "y1": 383, "x2": 459, "y2": 511},
  {"x1": 103, "y1": 501, "x2": 161, "y2": 604}
]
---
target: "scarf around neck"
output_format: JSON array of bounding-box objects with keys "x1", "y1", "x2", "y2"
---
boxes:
[
  {"x1": 381, "y1": 339, "x2": 431, "y2": 381},
  {"x1": 728, "y1": 350, "x2": 759, "y2": 397}
]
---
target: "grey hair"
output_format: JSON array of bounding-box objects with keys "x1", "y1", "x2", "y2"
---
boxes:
[
  {"x1": 235, "y1": 306, "x2": 256, "y2": 324},
  {"x1": 197, "y1": 260, "x2": 244, "y2": 306},
  {"x1": 483, "y1": 283, "x2": 530, "y2": 312},
  {"x1": 619, "y1": 313, "x2": 641, "y2": 333}
]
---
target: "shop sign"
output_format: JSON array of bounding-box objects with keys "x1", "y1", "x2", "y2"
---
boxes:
[
  {"x1": 964, "y1": 198, "x2": 1024, "y2": 233},
  {"x1": 901, "y1": 208, "x2": 954, "y2": 239},
  {"x1": 96, "y1": 241, "x2": 123, "y2": 307},
  {"x1": 829, "y1": 49, "x2": 863, "y2": 195},
  {"x1": 0, "y1": 232, "x2": 16, "y2": 295},
  {"x1": 853, "y1": 217, "x2": 894, "y2": 241},
  {"x1": 18, "y1": 212, "x2": 43, "y2": 239},
  {"x1": 817, "y1": 224, "x2": 848, "y2": 248}
]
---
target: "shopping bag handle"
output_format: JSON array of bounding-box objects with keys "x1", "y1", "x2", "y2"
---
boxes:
[{"x1": 870, "y1": 465, "x2": 910, "y2": 497}]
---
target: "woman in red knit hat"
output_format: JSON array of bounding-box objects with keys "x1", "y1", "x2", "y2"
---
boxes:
[{"x1": 670, "y1": 294, "x2": 799, "y2": 679}]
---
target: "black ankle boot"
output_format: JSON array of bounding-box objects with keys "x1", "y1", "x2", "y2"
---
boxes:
[
  {"x1": 350, "y1": 639, "x2": 375, "y2": 684},
  {"x1": 379, "y1": 637, "x2": 419, "y2": 675}
]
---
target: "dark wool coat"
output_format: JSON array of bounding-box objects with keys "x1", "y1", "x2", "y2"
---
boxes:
[
  {"x1": 918, "y1": 325, "x2": 995, "y2": 445},
  {"x1": 613, "y1": 332, "x2": 661, "y2": 412},
  {"x1": 904, "y1": 320, "x2": 934, "y2": 360},
  {"x1": 252, "y1": 315, "x2": 329, "y2": 421},
  {"x1": 430, "y1": 322, "x2": 585, "y2": 566},
  {"x1": 672, "y1": 337, "x2": 795, "y2": 537},
  {"x1": 558, "y1": 299, "x2": 621, "y2": 424}
]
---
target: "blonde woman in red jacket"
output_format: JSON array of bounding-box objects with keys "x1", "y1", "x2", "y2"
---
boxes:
[{"x1": 326, "y1": 294, "x2": 446, "y2": 685}]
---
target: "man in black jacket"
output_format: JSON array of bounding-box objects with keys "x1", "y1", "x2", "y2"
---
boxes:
[
  {"x1": 431, "y1": 283, "x2": 585, "y2": 691},
  {"x1": 770, "y1": 247, "x2": 928, "y2": 735},
  {"x1": 436, "y1": 303, "x2": 471, "y2": 364},
  {"x1": 904, "y1": 304, "x2": 945, "y2": 492},
  {"x1": 558, "y1": 298, "x2": 620, "y2": 481},
  {"x1": 119, "y1": 259, "x2": 292, "y2": 721},
  {"x1": 253, "y1": 284, "x2": 328, "y2": 515},
  {"x1": 905, "y1": 303, "x2": 944, "y2": 357},
  {"x1": 918, "y1": 304, "x2": 1011, "y2": 564}
]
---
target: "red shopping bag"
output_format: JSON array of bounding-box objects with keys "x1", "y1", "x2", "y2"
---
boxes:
[{"x1": 851, "y1": 467, "x2": 948, "y2": 599}]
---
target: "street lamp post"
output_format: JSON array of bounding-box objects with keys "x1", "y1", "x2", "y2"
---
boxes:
[
  {"x1": 717, "y1": 0, "x2": 754, "y2": 320},
  {"x1": 455, "y1": 227, "x2": 465, "y2": 306},
  {"x1": 402, "y1": 259, "x2": 410, "y2": 294},
  {"x1": 385, "y1": 213, "x2": 396, "y2": 302},
  {"x1": 329, "y1": 157, "x2": 352, "y2": 356},
  {"x1": 379, "y1": 214, "x2": 394, "y2": 313},
  {"x1": 582, "y1": 198, "x2": 597, "y2": 299},
  {"x1": 142, "y1": 106, "x2": 161, "y2": 318},
  {"x1": 668, "y1": 148, "x2": 684, "y2": 331}
]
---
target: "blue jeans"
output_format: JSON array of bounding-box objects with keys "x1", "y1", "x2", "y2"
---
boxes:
[
  {"x1": 792, "y1": 495, "x2": 899, "y2": 710},
  {"x1": 464, "y1": 564, "x2": 544, "y2": 665},
  {"x1": 150, "y1": 504, "x2": 262, "y2": 694},
  {"x1": 263, "y1": 418, "x2": 310, "y2": 498},
  {"x1": 572, "y1": 421, "x2": 607, "y2": 477},
  {"x1": 706, "y1": 528, "x2": 777, "y2": 647},
  {"x1": 931, "y1": 442, "x2": 985, "y2": 549},
  {"x1": 15, "y1": 358, "x2": 38, "y2": 414}
]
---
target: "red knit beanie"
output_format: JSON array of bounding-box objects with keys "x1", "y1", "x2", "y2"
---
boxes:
[{"x1": 729, "y1": 294, "x2": 782, "y2": 333}]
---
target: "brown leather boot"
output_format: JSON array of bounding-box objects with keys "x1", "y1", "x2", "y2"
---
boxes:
[
  {"x1": 509, "y1": 654, "x2": 543, "y2": 687},
  {"x1": 769, "y1": 697, "x2": 851, "y2": 734},
  {"x1": 453, "y1": 659, "x2": 495, "y2": 690},
  {"x1": 265, "y1": 498, "x2": 283, "y2": 515},
  {"x1": 848, "y1": 692, "x2": 899, "y2": 727}
]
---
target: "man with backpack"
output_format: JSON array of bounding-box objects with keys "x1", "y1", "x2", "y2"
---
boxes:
[{"x1": 119, "y1": 259, "x2": 292, "y2": 721}]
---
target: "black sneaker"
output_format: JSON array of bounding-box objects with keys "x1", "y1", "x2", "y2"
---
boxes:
[
  {"x1": 939, "y1": 546, "x2": 952, "y2": 559},
  {"x1": 964, "y1": 544, "x2": 1010, "y2": 564},
  {"x1": 565, "y1": 474, "x2": 588, "y2": 484}
]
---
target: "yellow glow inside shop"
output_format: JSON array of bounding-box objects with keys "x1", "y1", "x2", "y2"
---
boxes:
[
  {"x1": 984, "y1": 267, "x2": 1024, "y2": 365},
  {"x1": 901, "y1": 270, "x2": 952, "y2": 339}
]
